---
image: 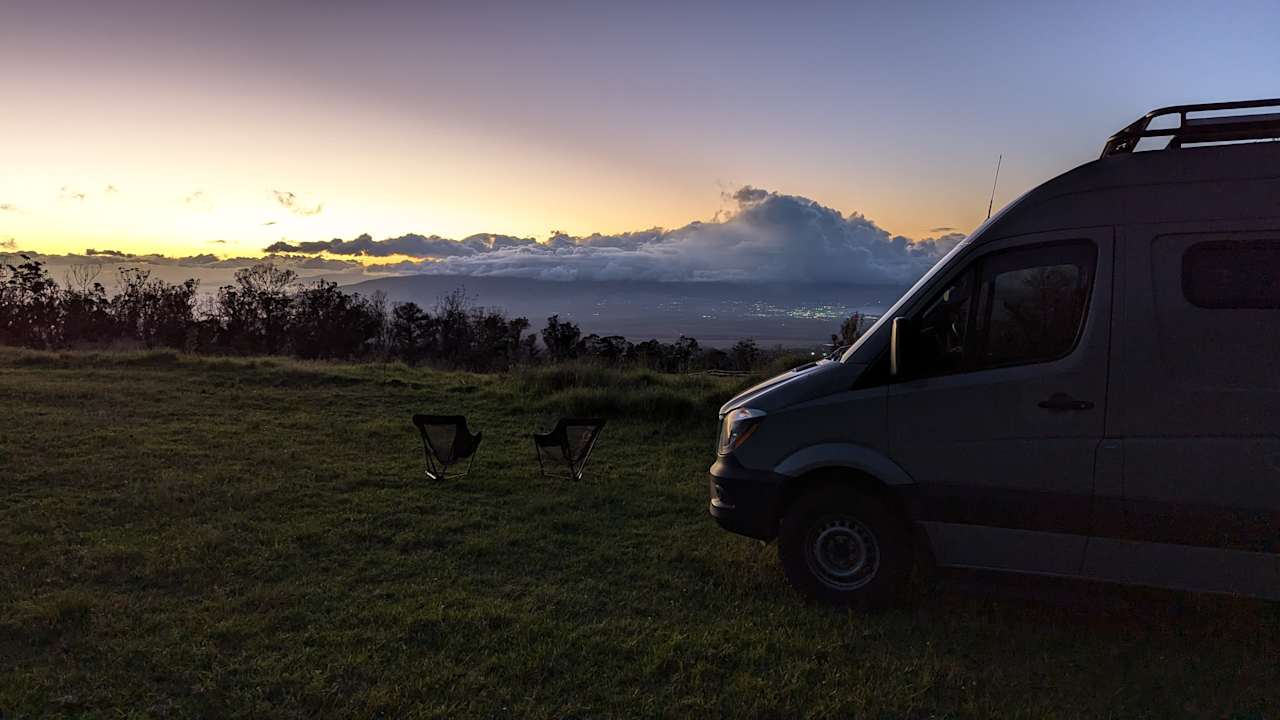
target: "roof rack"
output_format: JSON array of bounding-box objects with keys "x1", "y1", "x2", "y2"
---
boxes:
[{"x1": 1100, "y1": 98, "x2": 1280, "y2": 158}]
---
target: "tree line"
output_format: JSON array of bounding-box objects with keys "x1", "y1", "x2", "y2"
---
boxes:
[{"x1": 0, "y1": 257, "x2": 865, "y2": 372}]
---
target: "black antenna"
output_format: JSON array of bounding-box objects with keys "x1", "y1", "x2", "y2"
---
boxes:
[{"x1": 986, "y1": 153, "x2": 1003, "y2": 220}]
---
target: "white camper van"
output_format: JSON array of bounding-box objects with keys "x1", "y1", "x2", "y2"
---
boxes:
[{"x1": 709, "y1": 99, "x2": 1280, "y2": 608}]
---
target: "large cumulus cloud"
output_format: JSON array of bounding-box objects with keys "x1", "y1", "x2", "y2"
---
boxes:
[{"x1": 269, "y1": 187, "x2": 964, "y2": 284}]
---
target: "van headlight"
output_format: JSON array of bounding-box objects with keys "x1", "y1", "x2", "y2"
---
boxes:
[{"x1": 717, "y1": 408, "x2": 766, "y2": 456}]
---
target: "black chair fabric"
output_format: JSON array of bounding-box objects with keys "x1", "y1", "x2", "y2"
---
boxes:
[
  {"x1": 412, "y1": 414, "x2": 482, "y2": 479},
  {"x1": 532, "y1": 418, "x2": 606, "y2": 480}
]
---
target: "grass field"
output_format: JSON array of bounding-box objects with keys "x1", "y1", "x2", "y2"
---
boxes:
[{"x1": 2, "y1": 348, "x2": 1278, "y2": 719}]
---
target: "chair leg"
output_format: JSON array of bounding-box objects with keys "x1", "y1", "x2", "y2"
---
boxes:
[
  {"x1": 458, "y1": 447, "x2": 478, "y2": 478},
  {"x1": 570, "y1": 429, "x2": 603, "y2": 481},
  {"x1": 534, "y1": 438, "x2": 546, "y2": 478}
]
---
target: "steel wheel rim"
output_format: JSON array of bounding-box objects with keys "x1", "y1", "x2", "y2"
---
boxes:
[{"x1": 805, "y1": 516, "x2": 880, "y2": 590}]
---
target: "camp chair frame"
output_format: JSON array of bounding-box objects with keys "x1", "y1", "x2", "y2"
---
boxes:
[
  {"x1": 412, "y1": 414, "x2": 482, "y2": 480},
  {"x1": 532, "y1": 418, "x2": 606, "y2": 481}
]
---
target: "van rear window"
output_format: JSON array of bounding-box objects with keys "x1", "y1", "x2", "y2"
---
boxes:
[{"x1": 1183, "y1": 240, "x2": 1280, "y2": 309}]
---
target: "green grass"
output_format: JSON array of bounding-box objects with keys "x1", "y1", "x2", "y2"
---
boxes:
[{"x1": 1, "y1": 348, "x2": 1277, "y2": 719}]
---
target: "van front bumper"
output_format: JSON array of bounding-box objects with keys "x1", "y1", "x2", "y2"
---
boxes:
[{"x1": 708, "y1": 455, "x2": 784, "y2": 541}]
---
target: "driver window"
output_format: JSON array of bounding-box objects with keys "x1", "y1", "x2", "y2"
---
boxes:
[
  {"x1": 972, "y1": 241, "x2": 1095, "y2": 370},
  {"x1": 913, "y1": 267, "x2": 975, "y2": 377},
  {"x1": 908, "y1": 240, "x2": 1095, "y2": 379}
]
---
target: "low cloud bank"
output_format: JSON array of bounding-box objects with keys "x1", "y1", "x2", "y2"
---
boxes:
[
  {"x1": 4, "y1": 248, "x2": 360, "y2": 272},
  {"x1": 265, "y1": 232, "x2": 537, "y2": 258},
  {"x1": 267, "y1": 186, "x2": 964, "y2": 284}
]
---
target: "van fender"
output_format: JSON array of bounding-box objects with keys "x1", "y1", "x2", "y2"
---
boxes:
[{"x1": 773, "y1": 443, "x2": 915, "y2": 486}]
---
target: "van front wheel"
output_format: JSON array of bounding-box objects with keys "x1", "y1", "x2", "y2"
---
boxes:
[{"x1": 778, "y1": 485, "x2": 910, "y2": 609}]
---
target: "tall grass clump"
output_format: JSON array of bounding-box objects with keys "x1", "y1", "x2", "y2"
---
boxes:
[{"x1": 514, "y1": 362, "x2": 749, "y2": 424}]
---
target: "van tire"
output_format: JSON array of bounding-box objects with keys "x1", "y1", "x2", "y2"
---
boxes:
[{"x1": 778, "y1": 485, "x2": 911, "y2": 610}]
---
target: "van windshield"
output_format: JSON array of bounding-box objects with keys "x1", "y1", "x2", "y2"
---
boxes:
[
  {"x1": 840, "y1": 237, "x2": 971, "y2": 361},
  {"x1": 840, "y1": 189, "x2": 1028, "y2": 363}
]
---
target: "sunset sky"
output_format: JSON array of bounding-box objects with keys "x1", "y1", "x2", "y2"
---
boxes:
[{"x1": 3, "y1": 0, "x2": 1278, "y2": 266}]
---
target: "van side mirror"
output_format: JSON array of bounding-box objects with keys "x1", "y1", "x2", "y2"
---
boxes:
[{"x1": 890, "y1": 316, "x2": 915, "y2": 377}]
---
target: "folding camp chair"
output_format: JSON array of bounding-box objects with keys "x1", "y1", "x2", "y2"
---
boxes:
[
  {"x1": 532, "y1": 418, "x2": 606, "y2": 481},
  {"x1": 412, "y1": 414, "x2": 482, "y2": 480}
]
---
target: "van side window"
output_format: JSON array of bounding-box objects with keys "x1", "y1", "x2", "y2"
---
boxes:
[
  {"x1": 1183, "y1": 240, "x2": 1280, "y2": 309},
  {"x1": 908, "y1": 240, "x2": 1095, "y2": 379},
  {"x1": 972, "y1": 242, "x2": 1095, "y2": 369}
]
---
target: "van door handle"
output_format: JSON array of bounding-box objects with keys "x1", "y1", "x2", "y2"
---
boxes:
[{"x1": 1038, "y1": 393, "x2": 1094, "y2": 411}]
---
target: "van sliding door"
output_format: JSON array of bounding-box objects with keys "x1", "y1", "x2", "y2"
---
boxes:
[{"x1": 1083, "y1": 222, "x2": 1280, "y2": 600}]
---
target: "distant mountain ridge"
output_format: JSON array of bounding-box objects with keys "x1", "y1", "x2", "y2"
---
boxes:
[{"x1": 345, "y1": 274, "x2": 905, "y2": 347}]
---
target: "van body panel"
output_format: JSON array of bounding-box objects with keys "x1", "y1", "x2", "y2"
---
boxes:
[
  {"x1": 885, "y1": 226, "x2": 1114, "y2": 572},
  {"x1": 1091, "y1": 438, "x2": 1126, "y2": 538},
  {"x1": 719, "y1": 358, "x2": 850, "y2": 415},
  {"x1": 1106, "y1": 219, "x2": 1280, "y2": 556},
  {"x1": 733, "y1": 379, "x2": 887, "y2": 472},
  {"x1": 773, "y1": 441, "x2": 912, "y2": 485},
  {"x1": 1082, "y1": 538, "x2": 1280, "y2": 600},
  {"x1": 981, "y1": 143, "x2": 1280, "y2": 241},
  {"x1": 922, "y1": 523, "x2": 1089, "y2": 576}
]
